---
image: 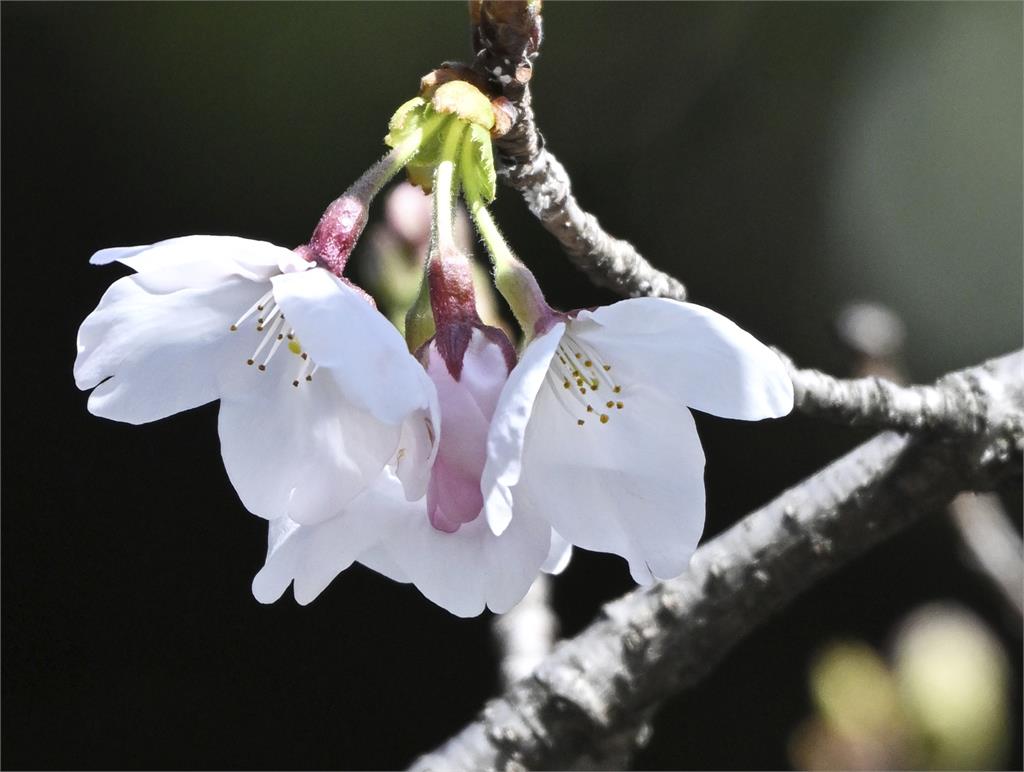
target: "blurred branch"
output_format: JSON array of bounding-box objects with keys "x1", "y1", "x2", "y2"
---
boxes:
[
  {"x1": 949, "y1": 493, "x2": 1024, "y2": 619},
  {"x1": 492, "y1": 575, "x2": 557, "y2": 689},
  {"x1": 778, "y1": 350, "x2": 1021, "y2": 438},
  {"x1": 410, "y1": 350, "x2": 1023, "y2": 771},
  {"x1": 832, "y1": 300, "x2": 1023, "y2": 622},
  {"x1": 469, "y1": 0, "x2": 688, "y2": 301}
]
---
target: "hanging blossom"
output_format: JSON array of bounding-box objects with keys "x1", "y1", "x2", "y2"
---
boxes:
[
  {"x1": 464, "y1": 173, "x2": 795, "y2": 585},
  {"x1": 75, "y1": 131, "x2": 441, "y2": 525},
  {"x1": 252, "y1": 81, "x2": 793, "y2": 614},
  {"x1": 253, "y1": 109, "x2": 565, "y2": 617}
]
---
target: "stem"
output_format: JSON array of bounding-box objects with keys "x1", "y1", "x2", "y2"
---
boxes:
[
  {"x1": 432, "y1": 121, "x2": 467, "y2": 254},
  {"x1": 309, "y1": 115, "x2": 447, "y2": 275},
  {"x1": 464, "y1": 182, "x2": 551, "y2": 336},
  {"x1": 355, "y1": 111, "x2": 448, "y2": 200}
]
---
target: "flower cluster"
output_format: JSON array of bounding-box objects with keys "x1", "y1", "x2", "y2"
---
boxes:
[{"x1": 75, "y1": 79, "x2": 793, "y2": 616}]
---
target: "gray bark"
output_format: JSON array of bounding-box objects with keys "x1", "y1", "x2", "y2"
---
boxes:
[{"x1": 782, "y1": 349, "x2": 1023, "y2": 437}]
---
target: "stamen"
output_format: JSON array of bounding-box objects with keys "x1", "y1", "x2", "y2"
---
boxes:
[
  {"x1": 292, "y1": 353, "x2": 313, "y2": 387},
  {"x1": 260, "y1": 318, "x2": 288, "y2": 369},
  {"x1": 248, "y1": 316, "x2": 283, "y2": 368},
  {"x1": 547, "y1": 336, "x2": 627, "y2": 427},
  {"x1": 230, "y1": 289, "x2": 274, "y2": 331},
  {"x1": 257, "y1": 302, "x2": 282, "y2": 332}
]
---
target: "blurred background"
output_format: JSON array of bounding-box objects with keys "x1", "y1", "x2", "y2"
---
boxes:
[{"x1": 2, "y1": 2, "x2": 1020, "y2": 769}]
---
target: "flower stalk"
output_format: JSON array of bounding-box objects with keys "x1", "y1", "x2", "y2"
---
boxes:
[
  {"x1": 463, "y1": 172, "x2": 552, "y2": 338},
  {"x1": 309, "y1": 117, "x2": 444, "y2": 276}
]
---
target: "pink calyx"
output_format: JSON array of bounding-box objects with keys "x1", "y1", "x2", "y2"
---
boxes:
[{"x1": 307, "y1": 195, "x2": 369, "y2": 276}]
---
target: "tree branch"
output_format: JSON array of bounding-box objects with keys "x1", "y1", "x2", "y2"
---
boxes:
[
  {"x1": 780, "y1": 350, "x2": 1021, "y2": 437},
  {"x1": 469, "y1": 0, "x2": 688, "y2": 301},
  {"x1": 411, "y1": 350, "x2": 1023, "y2": 772}
]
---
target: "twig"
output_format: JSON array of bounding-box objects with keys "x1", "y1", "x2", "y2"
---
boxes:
[
  {"x1": 950, "y1": 493, "x2": 1024, "y2": 618},
  {"x1": 492, "y1": 575, "x2": 558, "y2": 689},
  {"x1": 832, "y1": 300, "x2": 1024, "y2": 621},
  {"x1": 779, "y1": 349, "x2": 1021, "y2": 437},
  {"x1": 469, "y1": 0, "x2": 688, "y2": 301},
  {"x1": 410, "y1": 350, "x2": 1023, "y2": 772}
]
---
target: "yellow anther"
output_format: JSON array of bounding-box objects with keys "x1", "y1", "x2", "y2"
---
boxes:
[
  {"x1": 287, "y1": 340, "x2": 302, "y2": 355},
  {"x1": 584, "y1": 360, "x2": 592, "y2": 367},
  {"x1": 606, "y1": 401, "x2": 614, "y2": 408},
  {"x1": 616, "y1": 401, "x2": 624, "y2": 409},
  {"x1": 599, "y1": 414, "x2": 609, "y2": 424}
]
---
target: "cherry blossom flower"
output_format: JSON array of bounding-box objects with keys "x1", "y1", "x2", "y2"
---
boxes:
[
  {"x1": 74, "y1": 235, "x2": 437, "y2": 523},
  {"x1": 480, "y1": 297, "x2": 794, "y2": 584},
  {"x1": 251, "y1": 330, "x2": 558, "y2": 617}
]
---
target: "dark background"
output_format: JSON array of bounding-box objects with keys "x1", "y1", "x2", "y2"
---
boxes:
[{"x1": 2, "y1": 3, "x2": 1021, "y2": 769}]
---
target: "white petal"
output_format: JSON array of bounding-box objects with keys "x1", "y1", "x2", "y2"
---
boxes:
[
  {"x1": 578, "y1": 298, "x2": 794, "y2": 420},
  {"x1": 372, "y1": 474, "x2": 551, "y2": 617},
  {"x1": 541, "y1": 529, "x2": 573, "y2": 575},
  {"x1": 252, "y1": 482, "x2": 405, "y2": 605},
  {"x1": 91, "y1": 236, "x2": 299, "y2": 291},
  {"x1": 358, "y1": 546, "x2": 411, "y2": 584},
  {"x1": 251, "y1": 517, "x2": 303, "y2": 603},
  {"x1": 480, "y1": 323, "x2": 565, "y2": 536},
  {"x1": 391, "y1": 367, "x2": 441, "y2": 502},
  {"x1": 270, "y1": 269, "x2": 432, "y2": 425},
  {"x1": 74, "y1": 273, "x2": 263, "y2": 424},
  {"x1": 218, "y1": 361, "x2": 400, "y2": 523},
  {"x1": 513, "y1": 378, "x2": 706, "y2": 583}
]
